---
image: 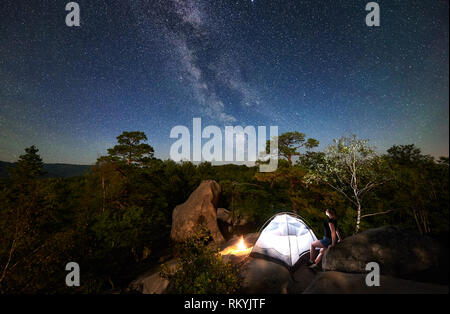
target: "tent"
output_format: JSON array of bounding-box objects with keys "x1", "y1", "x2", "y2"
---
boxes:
[{"x1": 250, "y1": 212, "x2": 318, "y2": 271}]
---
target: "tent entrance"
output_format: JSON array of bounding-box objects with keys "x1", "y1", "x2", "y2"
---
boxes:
[{"x1": 250, "y1": 212, "x2": 318, "y2": 271}]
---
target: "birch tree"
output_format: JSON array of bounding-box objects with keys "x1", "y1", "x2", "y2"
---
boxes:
[{"x1": 308, "y1": 135, "x2": 389, "y2": 233}]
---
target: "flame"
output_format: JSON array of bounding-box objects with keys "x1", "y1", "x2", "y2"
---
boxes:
[
  {"x1": 237, "y1": 237, "x2": 247, "y2": 251},
  {"x1": 220, "y1": 236, "x2": 253, "y2": 256}
]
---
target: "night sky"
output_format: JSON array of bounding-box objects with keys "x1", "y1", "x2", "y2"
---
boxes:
[{"x1": 0, "y1": 0, "x2": 448, "y2": 164}]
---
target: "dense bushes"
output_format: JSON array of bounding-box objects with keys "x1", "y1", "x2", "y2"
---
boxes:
[
  {"x1": 0, "y1": 133, "x2": 448, "y2": 293},
  {"x1": 160, "y1": 229, "x2": 240, "y2": 294}
]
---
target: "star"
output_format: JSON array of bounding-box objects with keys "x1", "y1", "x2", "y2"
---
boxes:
[{"x1": 0, "y1": 0, "x2": 447, "y2": 163}]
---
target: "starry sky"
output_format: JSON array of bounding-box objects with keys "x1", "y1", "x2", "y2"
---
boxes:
[{"x1": 0, "y1": 0, "x2": 448, "y2": 164}]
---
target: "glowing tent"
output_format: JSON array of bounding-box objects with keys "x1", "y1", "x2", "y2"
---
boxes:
[{"x1": 250, "y1": 212, "x2": 317, "y2": 271}]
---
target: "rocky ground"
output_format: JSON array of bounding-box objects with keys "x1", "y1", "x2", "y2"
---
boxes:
[
  {"x1": 128, "y1": 180, "x2": 449, "y2": 294},
  {"x1": 128, "y1": 227, "x2": 449, "y2": 294}
]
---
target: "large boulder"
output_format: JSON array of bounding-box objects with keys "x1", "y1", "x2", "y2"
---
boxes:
[
  {"x1": 322, "y1": 226, "x2": 444, "y2": 278},
  {"x1": 289, "y1": 265, "x2": 318, "y2": 293},
  {"x1": 170, "y1": 180, "x2": 225, "y2": 243},
  {"x1": 128, "y1": 259, "x2": 178, "y2": 294},
  {"x1": 128, "y1": 270, "x2": 168, "y2": 294},
  {"x1": 239, "y1": 257, "x2": 318, "y2": 294},
  {"x1": 240, "y1": 257, "x2": 293, "y2": 294},
  {"x1": 217, "y1": 208, "x2": 232, "y2": 224},
  {"x1": 303, "y1": 271, "x2": 448, "y2": 294}
]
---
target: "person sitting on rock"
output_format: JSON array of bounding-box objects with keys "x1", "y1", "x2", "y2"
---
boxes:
[{"x1": 308, "y1": 209, "x2": 341, "y2": 268}]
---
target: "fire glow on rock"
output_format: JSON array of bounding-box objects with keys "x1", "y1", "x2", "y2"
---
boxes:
[{"x1": 220, "y1": 236, "x2": 253, "y2": 256}]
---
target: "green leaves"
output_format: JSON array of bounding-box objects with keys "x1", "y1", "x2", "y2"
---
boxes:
[
  {"x1": 266, "y1": 131, "x2": 319, "y2": 165},
  {"x1": 160, "y1": 229, "x2": 241, "y2": 294},
  {"x1": 106, "y1": 131, "x2": 155, "y2": 166},
  {"x1": 258, "y1": 131, "x2": 320, "y2": 214},
  {"x1": 1, "y1": 133, "x2": 448, "y2": 293},
  {"x1": 383, "y1": 144, "x2": 449, "y2": 234},
  {"x1": 308, "y1": 135, "x2": 391, "y2": 232},
  {"x1": 9, "y1": 145, "x2": 45, "y2": 181}
]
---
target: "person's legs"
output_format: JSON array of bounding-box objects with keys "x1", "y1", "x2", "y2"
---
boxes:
[
  {"x1": 315, "y1": 247, "x2": 326, "y2": 264},
  {"x1": 310, "y1": 240, "x2": 325, "y2": 262}
]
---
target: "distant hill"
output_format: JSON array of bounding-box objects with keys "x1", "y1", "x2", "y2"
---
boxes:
[{"x1": 0, "y1": 161, "x2": 92, "y2": 178}]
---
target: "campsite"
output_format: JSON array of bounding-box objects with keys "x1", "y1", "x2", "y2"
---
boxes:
[
  {"x1": 1, "y1": 131, "x2": 449, "y2": 294},
  {"x1": 0, "y1": 0, "x2": 448, "y2": 298},
  {"x1": 128, "y1": 179, "x2": 449, "y2": 294}
]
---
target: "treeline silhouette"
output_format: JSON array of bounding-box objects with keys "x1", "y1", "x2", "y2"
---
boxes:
[{"x1": 0, "y1": 131, "x2": 448, "y2": 293}]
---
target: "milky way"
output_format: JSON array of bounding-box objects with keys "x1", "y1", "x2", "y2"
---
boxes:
[
  {"x1": 131, "y1": 0, "x2": 263, "y2": 122},
  {"x1": 0, "y1": 0, "x2": 448, "y2": 163}
]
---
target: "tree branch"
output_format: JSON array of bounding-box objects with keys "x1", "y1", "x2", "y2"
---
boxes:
[{"x1": 361, "y1": 210, "x2": 392, "y2": 218}]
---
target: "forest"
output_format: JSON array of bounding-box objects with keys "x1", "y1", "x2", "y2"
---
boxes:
[{"x1": 0, "y1": 131, "x2": 448, "y2": 293}]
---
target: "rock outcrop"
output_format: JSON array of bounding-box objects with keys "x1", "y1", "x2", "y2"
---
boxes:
[
  {"x1": 217, "y1": 208, "x2": 232, "y2": 224},
  {"x1": 240, "y1": 258, "x2": 293, "y2": 294},
  {"x1": 289, "y1": 265, "x2": 318, "y2": 293},
  {"x1": 130, "y1": 224, "x2": 448, "y2": 294},
  {"x1": 217, "y1": 207, "x2": 253, "y2": 237},
  {"x1": 322, "y1": 226, "x2": 444, "y2": 278},
  {"x1": 170, "y1": 180, "x2": 225, "y2": 243},
  {"x1": 128, "y1": 259, "x2": 178, "y2": 294},
  {"x1": 238, "y1": 257, "x2": 318, "y2": 294},
  {"x1": 218, "y1": 209, "x2": 250, "y2": 227},
  {"x1": 303, "y1": 271, "x2": 449, "y2": 294},
  {"x1": 217, "y1": 232, "x2": 317, "y2": 294}
]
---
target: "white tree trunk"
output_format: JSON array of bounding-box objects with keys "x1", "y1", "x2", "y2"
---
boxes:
[{"x1": 355, "y1": 203, "x2": 361, "y2": 233}]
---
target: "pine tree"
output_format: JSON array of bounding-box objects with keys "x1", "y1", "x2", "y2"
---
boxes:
[
  {"x1": 106, "y1": 131, "x2": 154, "y2": 166},
  {"x1": 9, "y1": 145, "x2": 44, "y2": 180}
]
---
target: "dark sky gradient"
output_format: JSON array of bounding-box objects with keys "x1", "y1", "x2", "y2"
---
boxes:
[{"x1": 0, "y1": 0, "x2": 448, "y2": 164}]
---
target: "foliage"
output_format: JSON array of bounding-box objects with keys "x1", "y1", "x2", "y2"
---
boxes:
[
  {"x1": 257, "y1": 131, "x2": 319, "y2": 214},
  {"x1": 0, "y1": 132, "x2": 448, "y2": 293},
  {"x1": 381, "y1": 145, "x2": 449, "y2": 234},
  {"x1": 306, "y1": 135, "x2": 391, "y2": 232},
  {"x1": 8, "y1": 145, "x2": 44, "y2": 180},
  {"x1": 106, "y1": 131, "x2": 154, "y2": 166},
  {"x1": 160, "y1": 229, "x2": 241, "y2": 294},
  {"x1": 267, "y1": 131, "x2": 319, "y2": 165}
]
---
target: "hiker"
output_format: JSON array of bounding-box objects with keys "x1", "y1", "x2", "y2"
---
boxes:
[{"x1": 308, "y1": 209, "x2": 341, "y2": 268}]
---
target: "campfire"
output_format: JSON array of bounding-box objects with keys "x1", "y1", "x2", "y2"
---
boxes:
[{"x1": 220, "y1": 236, "x2": 253, "y2": 256}]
